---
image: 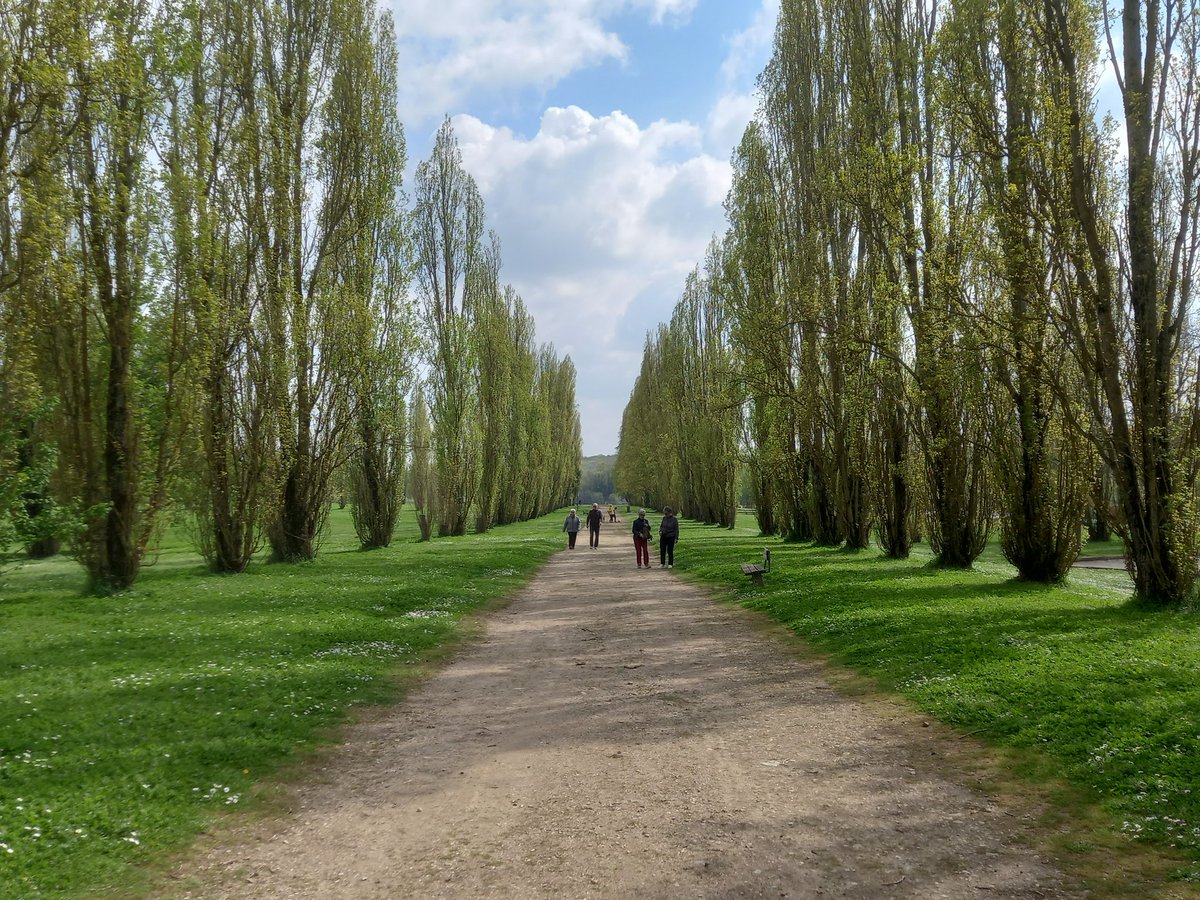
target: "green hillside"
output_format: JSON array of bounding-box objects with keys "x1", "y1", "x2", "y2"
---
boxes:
[{"x1": 577, "y1": 454, "x2": 617, "y2": 503}]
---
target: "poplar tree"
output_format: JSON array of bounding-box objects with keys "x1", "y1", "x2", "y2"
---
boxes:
[
  {"x1": 724, "y1": 123, "x2": 786, "y2": 537},
  {"x1": 163, "y1": 0, "x2": 272, "y2": 572},
  {"x1": 545, "y1": 352, "x2": 583, "y2": 511},
  {"x1": 0, "y1": 0, "x2": 78, "y2": 559},
  {"x1": 409, "y1": 385, "x2": 435, "y2": 541},
  {"x1": 943, "y1": 0, "x2": 1093, "y2": 580},
  {"x1": 471, "y1": 234, "x2": 508, "y2": 533},
  {"x1": 37, "y1": 0, "x2": 193, "y2": 591},
  {"x1": 758, "y1": 0, "x2": 835, "y2": 543},
  {"x1": 252, "y1": 0, "x2": 391, "y2": 562},
  {"x1": 494, "y1": 291, "x2": 537, "y2": 526},
  {"x1": 873, "y1": 0, "x2": 993, "y2": 566},
  {"x1": 1040, "y1": 0, "x2": 1200, "y2": 603},
  {"x1": 413, "y1": 118, "x2": 482, "y2": 536},
  {"x1": 345, "y1": 8, "x2": 412, "y2": 550}
]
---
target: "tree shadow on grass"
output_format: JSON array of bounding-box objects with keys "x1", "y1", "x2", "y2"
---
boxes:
[{"x1": 707, "y1": 545, "x2": 1200, "y2": 866}]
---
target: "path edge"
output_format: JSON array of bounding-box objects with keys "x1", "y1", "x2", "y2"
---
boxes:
[{"x1": 672, "y1": 569, "x2": 1198, "y2": 900}]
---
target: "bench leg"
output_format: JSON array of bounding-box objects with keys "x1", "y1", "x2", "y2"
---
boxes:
[{"x1": 751, "y1": 573, "x2": 763, "y2": 587}]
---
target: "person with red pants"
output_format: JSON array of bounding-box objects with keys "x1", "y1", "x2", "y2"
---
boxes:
[
  {"x1": 632, "y1": 509, "x2": 652, "y2": 568},
  {"x1": 586, "y1": 502, "x2": 603, "y2": 548}
]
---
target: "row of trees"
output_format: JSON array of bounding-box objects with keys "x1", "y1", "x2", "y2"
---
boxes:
[
  {"x1": 0, "y1": 0, "x2": 580, "y2": 591},
  {"x1": 615, "y1": 259, "x2": 741, "y2": 527},
  {"x1": 616, "y1": 0, "x2": 1200, "y2": 606},
  {"x1": 410, "y1": 121, "x2": 581, "y2": 541}
]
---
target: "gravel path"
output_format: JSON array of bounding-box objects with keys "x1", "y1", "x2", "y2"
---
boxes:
[{"x1": 163, "y1": 536, "x2": 1080, "y2": 899}]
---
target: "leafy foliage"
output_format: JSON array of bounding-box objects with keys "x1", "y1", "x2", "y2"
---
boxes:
[{"x1": 618, "y1": 0, "x2": 1200, "y2": 604}]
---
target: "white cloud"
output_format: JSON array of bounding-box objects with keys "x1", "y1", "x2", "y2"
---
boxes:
[
  {"x1": 704, "y1": 0, "x2": 778, "y2": 156},
  {"x1": 385, "y1": 0, "x2": 700, "y2": 125},
  {"x1": 454, "y1": 105, "x2": 730, "y2": 453},
  {"x1": 388, "y1": 1, "x2": 780, "y2": 454},
  {"x1": 719, "y1": 0, "x2": 779, "y2": 87},
  {"x1": 707, "y1": 91, "x2": 759, "y2": 157}
]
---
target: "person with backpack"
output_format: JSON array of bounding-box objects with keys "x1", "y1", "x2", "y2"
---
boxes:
[{"x1": 659, "y1": 506, "x2": 679, "y2": 568}]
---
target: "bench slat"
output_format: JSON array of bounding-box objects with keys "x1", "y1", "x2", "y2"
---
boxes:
[{"x1": 740, "y1": 564, "x2": 765, "y2": 575}]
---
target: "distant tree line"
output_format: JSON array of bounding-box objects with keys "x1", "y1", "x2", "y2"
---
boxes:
[
  {"x1": 577, "y1": 456, "x2": 617, "y2": 505},
  {"x1": 0, "y1": 0, "x2": 580, "y2": 591},
  {"x1": 615, "y1": 0, "x2": 1200, "y2": 606}
]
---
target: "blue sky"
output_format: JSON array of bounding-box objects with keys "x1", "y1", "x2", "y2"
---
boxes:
[{"x1": 385, "y1": 1, "x2": 780, "y2": 455}]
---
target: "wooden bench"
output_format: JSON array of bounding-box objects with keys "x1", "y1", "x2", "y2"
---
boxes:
[
  {"x1": 740, "y1": 549, "x2": 772, "y2": 586},
  {"x1": 740, "y1": 563, "x2": 766, "y2": 586}
]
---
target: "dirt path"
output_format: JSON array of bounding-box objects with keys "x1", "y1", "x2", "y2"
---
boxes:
[{"x1": 164, "y1": 538, "x2": 1080, "y2": 899}]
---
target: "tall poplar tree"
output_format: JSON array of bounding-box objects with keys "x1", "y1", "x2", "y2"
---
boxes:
[
  {"x1": 338, "y1": 7, "x2": 413, "y2": 550},
  {"x1": 1040, "y1": 0, "x2": 1200, "y2": 603},
  {"x1": 943, "y1": 0, "x2": 1093, "y2": 580},
  {"x1": 1, "y1": 0, "x2": 79, "y2": 559},
  {"x1": 724, "y1": 122, "x2": 786, "y2": 537},
  {"x1": 413, "y1": 118, "x2": 482, "y2": 536},
  {"x1": 38, "y1": 0, "x2": 193, "y2": 590},
  {"x1": 163, "y1": 0, "x2": 273, "y2": 572},
  {"x1": 252, "y1": 0, "x2": 389, "y2": 562}
]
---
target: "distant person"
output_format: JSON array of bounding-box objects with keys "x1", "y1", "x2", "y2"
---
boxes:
[
  {"x1": 608, "y1": 505, "x2": 616, "y2": 523},
  {"x1": 632, "y1": 509, "x2": 652, "y2": 568},
  {"x1": 563, "y1": 508, "x2": 581, "y2": 549},
  {"x1": 586, "y1": 502, "x2": 603, "y2": 548},
  {"x1": 659, "y1": 506, "x2": 679, "y2": 568}
]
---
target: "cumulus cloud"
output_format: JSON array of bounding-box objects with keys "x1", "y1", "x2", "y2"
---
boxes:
[
  {"x1": 719, "y1": 0, "x2": 779, "y2": 87},
  {"x1": 705, "y1": 0, "x2": 778, "y2": 155},
  {"x1": 385, "y1": 0, "x2": 700, "y2": 124},
  {"x1": 389, "y1": 0, "x2": 780, "y2": 453},
  {"x1": 454, "y1": 106, "x2": 730, "y2": 451}
]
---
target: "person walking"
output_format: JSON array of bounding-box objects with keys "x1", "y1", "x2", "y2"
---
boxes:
[
  {"x1": 659, "y1": 506, "x2": 679, "y2": 568},
  {"x1": 563, "y1": 508, "x2": 581, "y2": 549},
  {"x1": 586, "y1": 502, "x2": 603, "y2": 548},
  {"x1": 632, "y1": 509, "x2": 652, "y2": 568}
]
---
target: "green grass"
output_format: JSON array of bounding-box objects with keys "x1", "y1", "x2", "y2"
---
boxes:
[
  {"x1": 4, "y1": 505, "x2": 1196, "y2": 895},
  {"x1": 0, "y1": 506, "x2": 566, "y2": 898},
  {"x1": 1079, "y1": 535, "x2": 1129, "y2": 557},
  {"x1": 671, "y1": 516, "x2": 1200, "y2": 885}
]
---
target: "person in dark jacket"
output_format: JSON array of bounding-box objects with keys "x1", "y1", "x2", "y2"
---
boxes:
[
  {"x1": 586, "y1": 503, "x2": 603, "y2": 548},
  {"x1": 631, "y1": 509, "x2": 652, "y2": 568},
  {"x1": 659, "y1": 506, "x2": 679, "y2": 568},
  {"x1": 562, "y1": 508, "x2": 581, "y2": 549}
]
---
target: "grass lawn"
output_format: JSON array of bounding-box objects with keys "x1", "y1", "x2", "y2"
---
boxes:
[
  {"x1": 1078, "y1": 535, "x2": 1128, "y2": 557},
  {"x1": 0, "y1": 506, "x2": 566, "y2": 898},
  {"x1": 5, "y1": 504, "x2": 1197, "y2": 896},
  {"x1": 670, "y1": 514, "x2": 1200, "y2": 889}
]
